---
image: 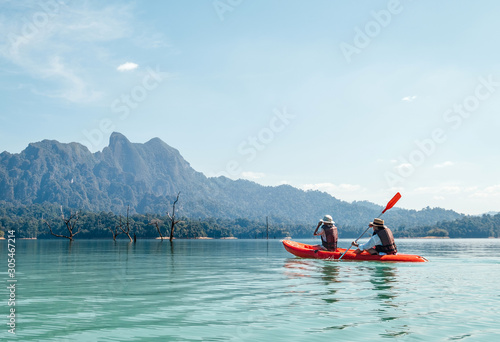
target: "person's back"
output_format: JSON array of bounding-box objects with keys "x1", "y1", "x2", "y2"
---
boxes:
[
  {"x1": 313, "y1": 215, "x2": 338, "y2": 251},
  {"x1": 373, "y1": 223, "x2": 397, "y2": 255},
  {"x1": 353, "y1": 218, "x2": 397, "y2": 255}
]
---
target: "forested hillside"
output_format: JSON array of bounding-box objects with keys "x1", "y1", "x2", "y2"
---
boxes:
[
  {"x1": 402, "y1": 213, "x2": 500, "y2": 238},
  {"x1": 0, "y1": 204, "x2": 497, "y2": 240},
  {"x1": 0, "y1": 133, "x2": 464, "y2": 230}
]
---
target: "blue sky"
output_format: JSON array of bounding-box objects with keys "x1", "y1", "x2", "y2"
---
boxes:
[{"x1": 1, "y1": 0, "x2": 499, "y2": 215}]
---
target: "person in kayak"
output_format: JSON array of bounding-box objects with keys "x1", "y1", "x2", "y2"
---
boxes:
[
  {"x1": 313, "y1": 215, "x2": 338, "y2": 251},
  {"x1": 352, "y1": 218, "x2": 397, "y2": 255}
]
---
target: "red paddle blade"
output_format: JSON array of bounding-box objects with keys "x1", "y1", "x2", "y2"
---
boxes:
[{"x1": 381, "y1": 192, "x2": 401, "y2": 214}]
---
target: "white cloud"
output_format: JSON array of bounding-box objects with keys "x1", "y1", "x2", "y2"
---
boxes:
[
  {"x1": 0, "y1": 2, "x2": 146, "y2": 103},
  {"x1": 302, "y1": 183, "x2": 363, "y2": 192},
  {"x1": 40, "y1": 56, "x2": 102, "y2": 102},
  {"x1": 301, "y1": 182, "x2": 370, "y2": 203},
  {"x1": 337, "y1": 183, "x2": 363, "y2": 192},
  {"x1": 134, "y1": 32, "x2": 170, "y2": 49},
  {"x1": 396, "y1": 162, "x2": 412, "y2": 171},
  {"x1": 117, "y1": 62, "x2": 138, "y2": 72},
  {"x1": 411, "y1": 184, "x2": 493, "y2": 197},
  {"x1": 401, "y1": 95, "x2": 417, "y2": 102},
  {"x1": 301, "y1": 182, "x2": 366, "y2": 198},
  {"x1": 434, "y1": 161, "x2": 454, "y2": 168},
  {"x1": 470, "y1": 185, "x2": 500, "y2": 198},
  {"x1": 241, "y1": 171, "x2": 265, "y2": 180},
  {"x1": 414, "y1": 186, "x2": 461, "y2": 195}
]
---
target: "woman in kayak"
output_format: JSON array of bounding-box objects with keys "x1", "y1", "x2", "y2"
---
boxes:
[
  {"x1": 352, "y1": 218, "x2": 397, "y2": 255},
  {"x1": 313, "y1": 215, "x2": 338, "y2": 251}
]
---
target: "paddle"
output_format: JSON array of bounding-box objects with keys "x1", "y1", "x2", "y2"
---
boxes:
[{"x1": 338, "y1": 192, "x2": 401, "y2": 260}]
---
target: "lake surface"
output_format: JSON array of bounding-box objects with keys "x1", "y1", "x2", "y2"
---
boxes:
[{"x1": 1, "y1": 238, "x2": 500, "y2": 341}]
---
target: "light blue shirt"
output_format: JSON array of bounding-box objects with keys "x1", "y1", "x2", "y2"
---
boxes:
[{"x1": 358, "y1": 234, "x2": 387, "y2": 255}]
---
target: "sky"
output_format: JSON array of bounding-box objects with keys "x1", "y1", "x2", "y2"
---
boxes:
[{"x1": 1, "y1": 0, "x2": 499, "y2": 215}]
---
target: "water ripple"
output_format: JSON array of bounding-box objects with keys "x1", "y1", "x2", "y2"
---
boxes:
[{"x1": 1, "y1": 239, "x2": 500, "y2": 341}]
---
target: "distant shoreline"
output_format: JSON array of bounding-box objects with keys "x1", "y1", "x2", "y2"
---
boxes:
[
  {"x1": 2, "y1": 236, "x2": 498, "y2": 241},
  {"x1": 403, "y1": 236, "x2": 450, "y2": 239},
  {"x1": 0, "y1": 237, "x2": 38, "y2": 239}
]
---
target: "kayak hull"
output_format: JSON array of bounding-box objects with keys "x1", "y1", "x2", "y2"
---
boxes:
[{"x1": 282, "y1": 240, "x2": 427, "y2": 262}]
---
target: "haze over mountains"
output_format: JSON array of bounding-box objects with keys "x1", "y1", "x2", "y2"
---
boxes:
[{"x1": 0, "y1": 132, "x2": 463, "y2": 228}]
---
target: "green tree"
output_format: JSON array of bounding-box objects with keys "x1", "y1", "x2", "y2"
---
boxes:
[{"x1": 427, "y1": 228, "x2": 449, "y2": 237}]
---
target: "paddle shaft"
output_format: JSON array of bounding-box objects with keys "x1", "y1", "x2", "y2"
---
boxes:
[
  {"x1": 338, "y1": 193, "x2": 401, "y2": 260},
  {"x1": 338, "y1": 210, "x2": 384, "y2": 260}
]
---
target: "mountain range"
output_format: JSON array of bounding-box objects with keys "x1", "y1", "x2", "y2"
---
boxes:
[{"x1": 0, "y1": 132, "x2": 463, "y2": 228}]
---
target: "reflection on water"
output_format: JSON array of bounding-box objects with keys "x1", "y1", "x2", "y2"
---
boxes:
[
  {"x1": 370, "y1": 265, "x2": 397, "y2": 302},
  {"x1": 368, "y1": 265, "x2": 412, "y2": 338},
  {"x1": 1, "y1": 239, "x2": 499, "y2": 341},
  {"x1": 283, "y1": 259, "x2": 315, "y2": 278},
  {"x1": 282, "y1": 257, "x2": 409, "y2": 335},
  {"x1": 319, "y1": 263, "x2": 340, "y2": 304},
  {"x1": 320, "y1": 263, "x2": 340, "y2": 283}
]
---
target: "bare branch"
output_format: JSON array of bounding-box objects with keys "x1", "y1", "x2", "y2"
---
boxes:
[
  {"x1": 168, "y1": 192, "x2": 181, "y2": 241},
  {"x1": 173, "y1": 192, "x2": 180, "y2": 206},
  {"x1": 44, "y1": 219, "x2": 71, "y2": 240},
  {"x1": 106, "y1": 216, "x2": 124, "y2": 241},
  {"x1": 46, "y1": 209, "x2": 83, "y2": 241},
  {"x1": 118, "y1": 206, "x2": 133, "y2": 242},
  {"x1": 63, "y1": 211, "x2": 81, "y2": 237},
  {"x1": 149, "y1": 219, "x2": 164, "y2": 241}
]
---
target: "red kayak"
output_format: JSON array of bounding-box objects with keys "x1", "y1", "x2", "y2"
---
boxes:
[{"x1": 282, "y1": 240, "x2": 428, "y2": 262}]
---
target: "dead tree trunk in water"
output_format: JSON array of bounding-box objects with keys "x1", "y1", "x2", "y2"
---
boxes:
[
  {"x1": 167, "y1": 192, "x2": 181, "y2": 241},
  {"x1": 106, "y1": 217, "x2": 123, "y2": 241},
  {"x1": 44, "y1": 208, "x2": 81, "y2": 241},
  {"x1": 149, "y1": 219, "x2": 164, "y2": 241},
  {"x1": 118, "y1": 206, "x2": 133, "y2": 242},
  {"x1": 109, "y1": 225, "x2": 123, "y2": 241}
]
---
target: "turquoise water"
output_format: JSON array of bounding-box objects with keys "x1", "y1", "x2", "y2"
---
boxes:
[{"x1": 1, "y1": 238, "x2": 500, "y2": 341}]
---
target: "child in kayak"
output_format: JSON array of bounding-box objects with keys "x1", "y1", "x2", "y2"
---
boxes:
[
  {"x1": 352, "y1": 218, "x2": 397, "y2": 255},
  {"x1": 313, "y1": 215, "x2": 338, "y2": 251}
]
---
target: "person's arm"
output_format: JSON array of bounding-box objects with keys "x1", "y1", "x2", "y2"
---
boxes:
[
  {"x1": 358, "y1": 234, "x2": 381, "y2": 251},
  {"x1": 314, "y1": 227, "x2": 324, "y2": 236},
  {"x1": 313, "y1": 222, "x2": 322, "y2": 235}
]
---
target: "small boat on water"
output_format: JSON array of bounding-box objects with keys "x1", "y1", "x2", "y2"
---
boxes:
[{"x1": 282, "y1": 240, "x2": 428, "y2": 263}]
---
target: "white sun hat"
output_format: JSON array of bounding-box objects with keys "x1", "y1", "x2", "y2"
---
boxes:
[{"x1": 321, "y1": 215, "x2": 335, "y2": 224}]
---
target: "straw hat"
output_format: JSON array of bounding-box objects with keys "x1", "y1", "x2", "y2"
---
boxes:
[{"x1": 370, "y1": 218, "x2": 387, "y2": 228}]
